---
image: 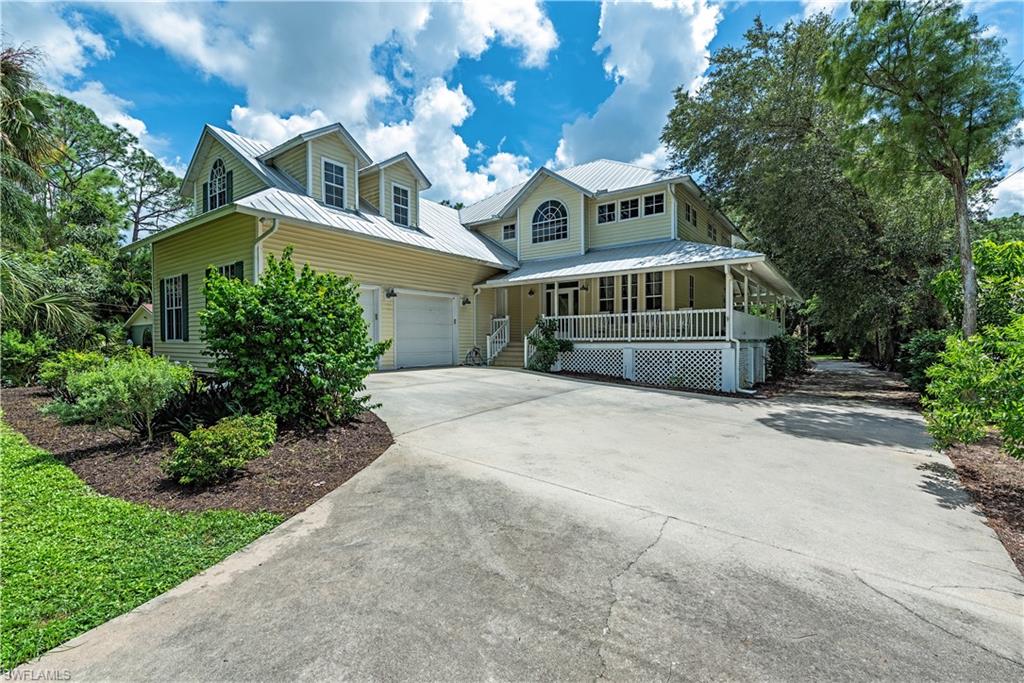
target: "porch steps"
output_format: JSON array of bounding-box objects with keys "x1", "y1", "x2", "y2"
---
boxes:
[{"x1": 491, "y1": 341, "x2": 525, "y2": 368}]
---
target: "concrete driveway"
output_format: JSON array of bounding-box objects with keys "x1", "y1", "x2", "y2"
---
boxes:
[{"x1": 23, "y1": 363, "x2": 1023, "y2": 680}]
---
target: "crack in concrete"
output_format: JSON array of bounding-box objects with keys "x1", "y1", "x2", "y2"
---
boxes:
[{"x1": 594, "y1": 516, "x2": 671, "y2": 681}]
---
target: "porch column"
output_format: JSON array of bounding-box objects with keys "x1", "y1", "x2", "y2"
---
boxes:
[
  {"x1": 665, "y1": 270, "x2": 676, "y2": 310},
  {"x1": 743, "y1": 274, "x2": 750, "y2": 313},
  {"x1": 553, "y1": 280, "x2": 558, "y2": 316},
  {"x1": 724, "y1": 264, "x2": 734, "y2": 339},
  {"x1": 627, "y1": 273, "x2": 633, "y2": 341},
  {"x1": 780, "y1": 296, "x2": 787, "y2": 330}
]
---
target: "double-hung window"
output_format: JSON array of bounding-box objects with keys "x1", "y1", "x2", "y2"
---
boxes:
[
  {"x1": 218, "y1": 262, "x2": 242, "y2": 280},
  {"x1": 620, "y1": 273, "x2": 638, "y2": 312},
  {"x1": 597, "y1": 202, "x2": 616, "y2": 224},
  {"x1": 619, "y1": 198, "x2": 639, "y2": 221},
  {"x1": 599, "y1": 276, "x2": 615, "y2": 312},
  {"x1": 645, "y1": 272, "x2": 663, "y2": 310},
  {"x1": 643, "y1": 193, "x2": 664, "y2": 216},
  {"x1": 502, "y1": 223, "x2": 517, "y2": 241},
  {"x1": 208, "y1": 159, "x2": 228, "y2": 210},
  {"x1": 163, "y1": 275, "x2": 184, "y2": 341},
  {"x1": 393, "y1": 184, "x2": 410, "y2": 226},
  {"x1": 323, "y1": 159, "x2": 346, "y2": 209},
  {"x1": 706, "y1": 222, "x2": 717, "y2": 243}
]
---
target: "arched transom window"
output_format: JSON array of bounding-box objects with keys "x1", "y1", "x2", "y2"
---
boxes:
[
  {"x1": 208, "y1": 159, "x2": 227, "y2": 210},
  {"x1": 531, "y1": 200, "x2": 568, "y2": 243}
]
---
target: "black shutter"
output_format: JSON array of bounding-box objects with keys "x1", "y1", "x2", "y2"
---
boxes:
[
  {"x1": 159, "y1": 279, "x2": 166, "y2": 342},
  {"x1": 226, "y1": 170, "x2": 234, "y2": 202},
  {"x1": 181, "y1": 273, "x2": 190, "y2": 342},
  {"x1": 202, "y1": 183, "x2": 209, "y2": 212},
  {"x1": 233, "y1": 260, "x2": 244, "y2": 281}
]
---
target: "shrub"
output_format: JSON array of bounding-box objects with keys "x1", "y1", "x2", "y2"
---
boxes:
[
  {"x1": 897, "y1": 328, "x2": 949, "y2": 393},
  {"x1": 162, "y1": 413, "x2": 277, "y2": 486},
  {"x1": 44, "y1": 351, "x2": 193, "y2": 441},
  {"x1": 766, "y1": 335, "x2": 808, "y2": 381},
  {"x1": 527, "y1": 318, "x2": 573, "y2": 372},
  {"x1": 38, "y1": 350, "x2": 107, "y2": 399},
  {"x1": 153, "y1": 376, "x2": 241, "y2": 435},
  {"x1": 200, "y1": 247, "x2": 390, "y2": 428},
  {"x1": 1, "y1": 330, "x2": 56, "y2": 386}
]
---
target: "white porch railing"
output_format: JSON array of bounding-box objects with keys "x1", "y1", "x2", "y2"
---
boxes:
[
  {"x1": 485, "y1": 316, "x2": 510, "y2": 363},
  {"x1": 733, "y1": 309, "x2": 783, "y2": 340},
  {"x1": 545, "y1": 309, "x2": 728, "y2": 342},
  {"x1": 524, "y1": 322, "x2": 540, "y2": 368}
]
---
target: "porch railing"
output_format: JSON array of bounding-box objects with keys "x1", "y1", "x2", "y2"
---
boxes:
[
  {"x1": 524, "y1": 322, "x2": 540, "y2": 368},
  {"x1": 545, "y1": 309, "x2": 728, "y2": 342},
  {"x1": 486, "y1": 316, "x2": 510, "y2": 363},
  {"x1": 732, "y1": 309, "x2": 783, "y2": 340}
]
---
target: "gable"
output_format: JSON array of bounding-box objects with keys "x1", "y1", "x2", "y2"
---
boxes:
[
  {"x1": 310, "y1": 135, "x2": 359, "y2": 209},
  {"x1": 183, "y1": 135, "x2": 266, "y2": 208}
]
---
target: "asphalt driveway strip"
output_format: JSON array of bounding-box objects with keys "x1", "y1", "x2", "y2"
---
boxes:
[{"x1": 17, "y1": 363, "x2": 1024, "y2": 680}]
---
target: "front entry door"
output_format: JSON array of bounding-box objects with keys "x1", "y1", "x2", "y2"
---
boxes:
[{"x1": 545, "y1": 282, "x2": 580, "y2": 315}]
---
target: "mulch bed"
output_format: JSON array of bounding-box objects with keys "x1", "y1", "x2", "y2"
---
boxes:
[
  {"x1": 945, "y1": 436, "x2": 1024, "y2": 575},
  {"x1": 2, "y1": 386, "x2": 393, "y2": 517}
]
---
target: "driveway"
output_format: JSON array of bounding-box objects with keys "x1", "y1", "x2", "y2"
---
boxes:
[{"x1": 22, "y1": 363, "x2": 1023, "y2": 680}]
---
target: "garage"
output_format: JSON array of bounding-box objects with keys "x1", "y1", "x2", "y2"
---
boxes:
[
  {"x1": 357, "y1": 287, "x2": 379, "y2": 342},
  {"x1": 395, "y1": 292, "x2": 457, "y2": 368}
]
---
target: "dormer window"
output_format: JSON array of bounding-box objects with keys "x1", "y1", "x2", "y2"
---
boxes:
[
  {"x1": 392, "y1": 184, "x2": 411, "y2": 226},
  {"x1": 208, "y1": 159, "x2": 228, "y2": 210},
  {"x1": 323, "y1": 158, "x2": 346, "y2": 209}
]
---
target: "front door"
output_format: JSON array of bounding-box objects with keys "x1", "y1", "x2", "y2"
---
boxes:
[{"x1": 545, "y1": 282, "x2": 580, "y2": 316}]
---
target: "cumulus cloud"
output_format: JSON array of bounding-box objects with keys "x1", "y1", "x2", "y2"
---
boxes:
[
  {"x1": 991, "y1": 126, "x2": 1024, "y2": 217},
  {"x1": 1, "y1": 3, "x2": 110, "y2": 84},
  {"x1": 229, "y1": 107, "x2": 333, "y2": 146},
  {"x1": 485, "y1": 78, "x2": 517, "y2": 105},
  {"x1": 552, "y1": 0, "x2": 722, "y2": 169},
  {"x1": 800, "y1": 0, "x2": 847, "y2": 19}
]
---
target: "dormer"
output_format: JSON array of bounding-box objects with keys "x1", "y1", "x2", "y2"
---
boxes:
[
  {"x1": 257, "y1": 123, "x2": 372, "y2": 212},
  {"x1": 181, "y1": 126, "x2": 272, "y2": 214},
  {"x1": 358, "y1": 153, "x2": 432, "y2": 228}
]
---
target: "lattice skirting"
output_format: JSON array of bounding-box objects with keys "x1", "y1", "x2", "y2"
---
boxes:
[
  {"x1": 635, "y1": 348, "x2": 724, "y2": 391},
  {"x1": 560, "y1": 347, "x2": 625, "y2": 377}
]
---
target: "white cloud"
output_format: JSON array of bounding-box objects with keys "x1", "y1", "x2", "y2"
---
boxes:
[
  {"x1": 991, "y1": 127, "x2": 1024, "y2": 216},
  {"x1": 800, "y1": 1, "x2": 847, "y2": 19},
  {"x1": 552, "y1": 0, "x2": 722, "y2": 169},
  {"x1": 630, "y1": 145, "x2": 670, "y2": 170},
  {"x1": 229, "y1": 107, "x2": 333, "y2": 146},
  {"x1": 485, "y1": 78, "x2": 517, "y2": 105},
  {"x1": 1, "y1": 3, "x2": 111, "y2": 85}
]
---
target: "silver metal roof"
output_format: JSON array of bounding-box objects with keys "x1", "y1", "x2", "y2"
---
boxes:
[
  {"x1": 359, "y1": 152, "x2": 432, "y2": 189},
  {"x1": 206, "y1": 125, "x2": 306, "y2": 193},
  {"x1": 235, "y1": 188, "x2": 517, "y2": 269},
  {"x1": 458, "y1": 182, "x2": 525, "y2": 225}
]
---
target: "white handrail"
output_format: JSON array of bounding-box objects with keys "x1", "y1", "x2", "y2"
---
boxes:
[
  {"x1": 524, "y1": 322, "x2": 540, "y2": 368},
  {"x1": 486, "y1": 316, "x2": 510, "y2": 363},
  {"x1": 545, "y1": 309, "x2": 729, "y2": 342}
]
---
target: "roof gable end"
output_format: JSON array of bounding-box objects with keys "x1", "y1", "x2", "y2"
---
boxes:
[{"x1": 256, "y1": 122, "x2": 372, "y2": 168}]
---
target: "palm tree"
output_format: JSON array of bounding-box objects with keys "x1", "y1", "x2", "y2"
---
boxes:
[{"x1": 0, "y1": 252, "x2": 94, "y2": 340}]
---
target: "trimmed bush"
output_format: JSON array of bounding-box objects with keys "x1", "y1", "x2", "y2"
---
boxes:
[
  {"x1": 44, "y1": 351, "x2": 193, "y2": 441},
  {"x1": 766, "y1": 334, "x2": 808, "y2": 381},
  {"x1": 38, "y1": 350, "x2": 106, "y2": 399},
  {"x1": 527, "y1": 318, "x2": 573, "y2": 372},
  {"x1": 897, "y1": 328, "x2": 949, "y2": 393},
  {"x1": 1, "y1": 330, "x2": 56, "y2": 386},
  {"x1": 200, "y1": 247, "x2": 390, "y2": 428},
  {"x1": 163, "y1": 413, "x2": 277, "y2": 486}
]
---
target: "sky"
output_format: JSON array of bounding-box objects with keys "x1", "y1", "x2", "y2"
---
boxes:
[{"x1": 3, "y1": 0, "x2": 1023, "y2": 214}]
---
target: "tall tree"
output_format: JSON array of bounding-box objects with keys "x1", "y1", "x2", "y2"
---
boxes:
[
  {"x1": 822, "y1": 0, "x2": 1023, "y2": 336},
  {"x1": 119, "y1": 147, "x2": 192, "y2": 242}
]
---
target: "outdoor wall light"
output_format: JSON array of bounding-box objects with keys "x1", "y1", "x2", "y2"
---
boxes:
[
  {"x1": 461, "y1": 297, "x2": 471, "y2": 306},
  {"x1": 527, "y1": 288, "x2": 535, "y2": 297},
  {"x1": 580, "y1": 283, "x2": 589, "y2": 292},
  {"x1": 385, "y1": 288, "x2": 397, "y2": 298}
]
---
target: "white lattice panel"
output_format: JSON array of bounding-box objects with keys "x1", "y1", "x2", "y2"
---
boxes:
[
  {"x1": 634, "y1": 348, "x2": 723, "y2": 391},
  {"x1": 560, "y1": 347, "x2": 624, "y2": 377}
]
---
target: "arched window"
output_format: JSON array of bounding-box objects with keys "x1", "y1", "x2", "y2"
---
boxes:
[
  {"x1": 531, "y1": 200, "x2": 568, "y2": 243},
  {"x1": 208, "y1": 159, "x2": 227, "y2": 210}
]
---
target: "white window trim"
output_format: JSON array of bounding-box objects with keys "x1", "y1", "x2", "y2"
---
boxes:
[
  {"x1": 321, "y1": 156, "x2": 349, "y2": 210},
  {"x1": 618, "y1": 196, "x2": 641, "y2": 222},
  {"x1": 531, "y1": 198, "x2": 570, "y2": 244},
  {"x1": 597, "y1": 201, "x2": 617, "y2": 224},
  {"x1": 208, "y1": 158, "x2": 227, "y2": 211},
  {"x1": 502, "y1": 223, "x2": 517, "y2": 241},
  {"x1": 642, "y1": 192, "x2": 666, "y2": 217},
  {"x1": 391, "y1": 181, "x2": 412, "y2": 227},
  {"x1": 163, "y1": 274, "x2": 184, "y2": 342}
]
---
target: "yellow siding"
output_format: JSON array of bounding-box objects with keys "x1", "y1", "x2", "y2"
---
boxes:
[
  {"x1": 273, "y1": 145, "x2": 307, "y2": 189},
  {"x1": 192, "y1": 138, "x2": 265, "y2": 213},
  {"x1": 262, "y1": 223, "x2": 503, "y2": 369},
  {"x1": 586, "y1": 190, "x2": 672, "y2": 249},
  {"x1": 674, "y1": 266, "x2": 726, "y2": 309},
  {"x1": 359, "y1": 168, "x2": 381, "y2": 210},
  {"x1": 310, "y1": 135, "x2": 359, "y2": 209},
  {"x1": 518, "y1": 175, "x2": 583, "y2": 260},
  {"x1": 476, "y1": 219, "x2": 517, "y2": 250},
  {"x1": 381, "y1": 164, "x2": 419, "y2": 228},
  {"x1": 152, "y1": 213, "x2": 256, "y2": 371},
  {"x1": 673, "y1": 185, "x2": 735, "y2": 246}
]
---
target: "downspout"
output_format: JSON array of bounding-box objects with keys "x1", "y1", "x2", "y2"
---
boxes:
[
  {"x1": 474, "y1": 287, "x2": 481, "y2": 357},
  {"x1": 253, "y1": 217, "x2": 280, "y2": 281}
]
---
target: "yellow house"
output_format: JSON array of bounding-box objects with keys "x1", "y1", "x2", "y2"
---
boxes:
[{"x1": 127, "y1": 121, "x2": 800, "y2": 392}]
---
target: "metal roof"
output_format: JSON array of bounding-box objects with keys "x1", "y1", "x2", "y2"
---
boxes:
[
  {"x1": 358, "y1": 152, "x2": 432, "y2": 190},
  {"x1": 235, "y1": 188, "x2": 517, "y2": 269},
  {"x1": 458, "y1": 182, "x2": 525, "y2": 225},
  {"x1": 204, "y1": 126, "x2": 306, "y2": 193},
  {"x1": 254, "y1": 122, "x2": 373, "y2": 167}
]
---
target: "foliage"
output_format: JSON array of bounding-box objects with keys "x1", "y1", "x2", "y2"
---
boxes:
[
  {"x1": 44, "y1": 351, "x2": 193, "y2": 441},
  {"x1": 933, "y1": 240, "x2": 1024, "y2": 330},
  {"x1": 527, "y1": 318, "x2": 573, "y2": 372},
  {"x1": 38, "y1": 349, "x2": 107, "y2": 399},
  {"x1": 1, "y1": 252, "x2": 95, "y2": 341},
  {"x1": 923, "y1": 317, "x2": 1024, "y2": 458},
  {"x1": 897, "y1": 328, "x2": 949, "y2": 393},
  {"x1": 0, "y1": 422, "x2": 280, "y2": 669},
  {"x1": 200, "y1": 248, "x2": 390, "y2": 428},
  {"x1": 0, "y1": 329, "x2": 56, "y2": 386},
  {"x1": 822, "y1": 0, "x2": 1024, "y2": 336},
  {"x1": 976, "y1": 213, "x2": 1024, "y2": 244},
  {"x1": 163, "y1": 413, "x2": 277, "y2": 486},
  {"x1": 120, "y1": 146, "x2": 192, "y2": 242},
  {"x1": 153, "y1": 376, "x2": 242, "y2": 435},
  {"x1": 766, "y1": 335, "x2": 808, "y2": 382}
]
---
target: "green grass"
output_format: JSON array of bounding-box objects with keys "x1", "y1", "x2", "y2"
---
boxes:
[{"x1": 0, "y1": 422, "x2": 282, "y2": 669}]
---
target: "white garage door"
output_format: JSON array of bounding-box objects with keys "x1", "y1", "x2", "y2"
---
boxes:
[{"x1": 395, "y1": 293, "x2": 455, "y2": 368}]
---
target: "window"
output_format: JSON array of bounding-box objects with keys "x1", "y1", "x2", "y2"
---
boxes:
[
  {"x1": 599, "y1": 276, "x2": 615, "y2": 312},
  {"x1": 323, "y1": 159, "x2": 346, "y2": 209},
  {"x1": 688, "y1": 274, "x2": 696, "y2": 309},
  {"x1": 706, "y1": 222, "x2": 718, "y2": 243},
  {"x1": 620, "y1": 273, "x2": 638, "y2": 312},
  {"x1": 502, "y1": 223, "x2": 517, "y2": 241},
  {"x1": 619, "y1": 198, "x2": 640, "y2": 221},
  {"x1": 685, "y1": 202, "x2": 697, "y2": 225},
  {"x1": 597, "y1": 202, "x2": 617, "y2": 224},
  {"x1": 531, "y1": 200, "x2": 568, "y2": 243},
  {"x1": 392, "y1": 184, "x2": 410, "y2": 226},
  {"x1": 643, "y1": 193, "x2": 665, "y2": 216},
  {"x1": 645, "y1": 272, "x2": 663, "y2": 310},
  {"x1": 218, "y1": 262, "x2": 242, "y2": 280},
  {"x1": 208, "y1": 159, "x2": 227, "y2": 210},
  {"x1": 163, "y1": 275, "x2": 184, "y2": 341}
]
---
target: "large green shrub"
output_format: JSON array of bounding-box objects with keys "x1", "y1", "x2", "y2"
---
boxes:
[
  {"x1": 200, "y1": 247, "x2": 390, "y2": 428},
  {"x1": 933, "y1": 240, "x2": 1024, "y2": 329},
  {"x1": 45, "y1": 351, "x2": 193, "y2": 441},
  {"x1": 162, "y1": 413, "x2": 277, "y2": 486},
  {"x1": 897, "y1": 328, "x2": 948, "y2": 393},
  {"x1": 766, "y1": 335, "x2": 808, "y2": 381},
  {"x1": 527, "y1": 318, "x2": 573, "y2": 372},
  {"x1": 1, "y1": 330, "x2": 56, "y2": 386},
  {"x1": 38, "y1": 349, "x2": 106, "y2": 399}
]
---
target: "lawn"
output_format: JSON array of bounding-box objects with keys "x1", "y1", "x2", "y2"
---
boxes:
[{"x1": 0, "y1": 422, "x2": 282, "y2": 670}]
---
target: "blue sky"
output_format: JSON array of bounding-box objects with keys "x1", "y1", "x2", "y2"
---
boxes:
[{"x1": 4, "y1": 1, "x2": 1022, "y2": 213}]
